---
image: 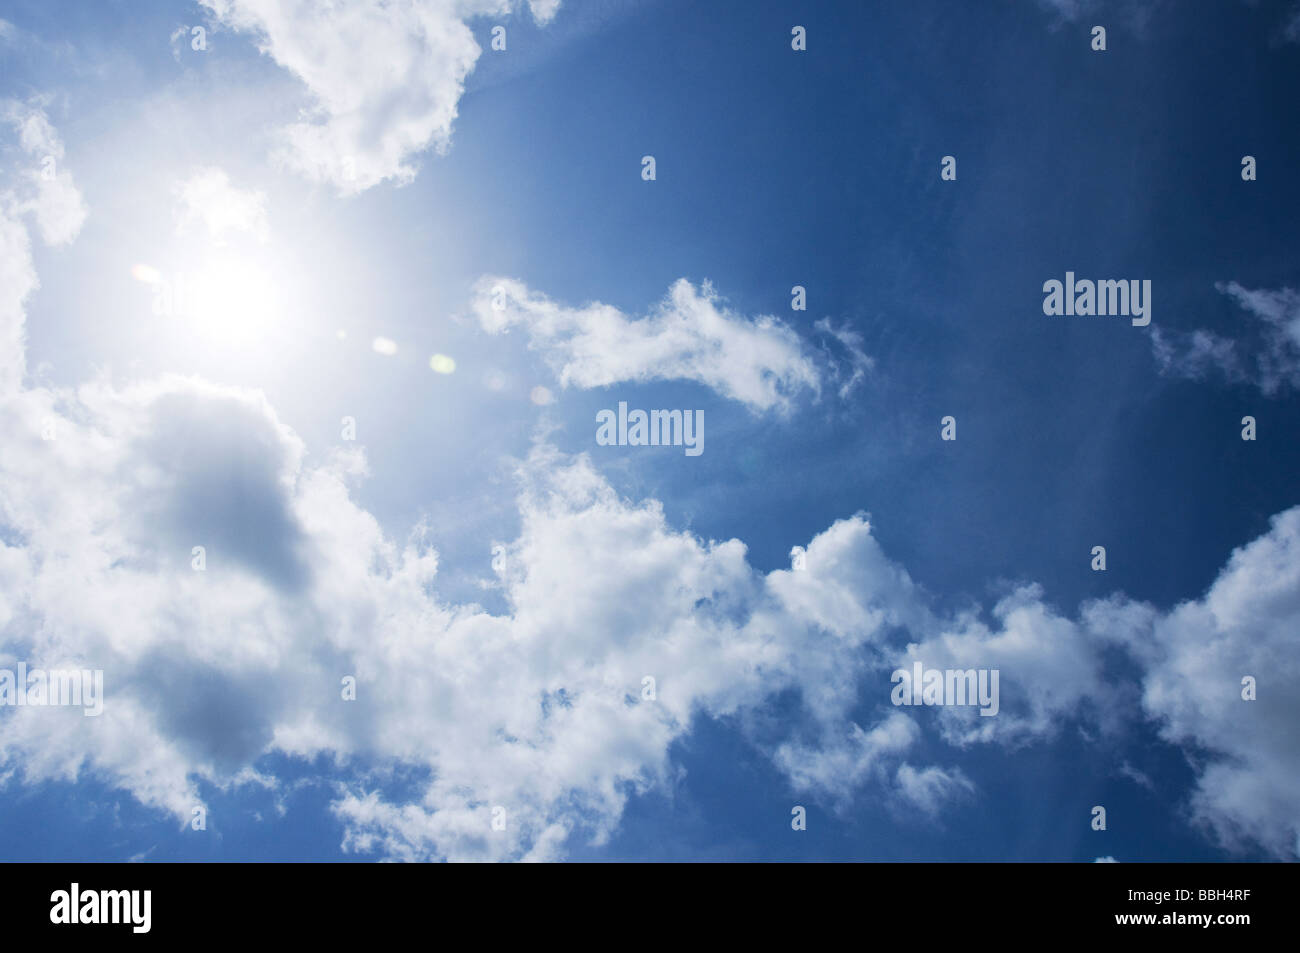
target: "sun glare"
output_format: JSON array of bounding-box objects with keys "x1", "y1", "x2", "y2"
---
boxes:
[
  {"x1": 135, "y1": 253, "x2": 285, "y2": 349},
  {"x1": 184, "y1": 255, "x2": 281, "y2": 346}
]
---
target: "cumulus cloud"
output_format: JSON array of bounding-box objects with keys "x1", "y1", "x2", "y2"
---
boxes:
[
  {"x1": 888, "y1": 505, "x2": 1300, "y2": 859},
  {"x1": 0, "y1": 375, "x2": 966, "y2": 858},
  {"x1": 1151, "y1": 282, "x2": 1300, "y2": 395},
  {"x1": 0, "y1": 179, "x2": 959, "y2": 853},
  {"x1": 471, "y1": 276, "x2": 827, "y2": 412},
  {"x1": 6, "y1": 338, "x2": 1298, "y2": 860},
  {"x1": 896, "y1": 584, "x2": 1121, "y2": 747},
  {"x1": 526, "y1": 0, "x2": 561, "y2": 22},
  {"x1": 3, "y1": 232, "x2": 1296, "y2": 859},
  {"x1": 172, "y1": 167, "x2": 270, "y2": 244},
  {"x1": 0, "y1": 154, "x2": 956, "y2": 854},
  {"x1": 897, "y1": 529, "x2": 1300, "y2": 859},
  {"x1": 1096, "y1": 509, "x2": 1300, "y2": 859},
  {"x1": 4, "y1": 343, "x2": 1299, "y2": 858},
  {"x1": 1, "y1": 113, "x2": 1296, "y2": 860},
  {"x1": 198, "y1": 0, "x2": 561, "y2": 194}
]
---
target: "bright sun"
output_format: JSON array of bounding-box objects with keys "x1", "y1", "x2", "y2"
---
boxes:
[
  {"x1": 184, "y1": 254, "x2": 282, "y2": 346},
  {"x1": 135, "y1": 253, "x2": 284, "y2": 349}
]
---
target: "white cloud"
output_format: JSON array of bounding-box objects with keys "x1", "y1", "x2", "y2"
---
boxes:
[
  {"x1": 3, "y1": 334, "x2": 1299, "y2": 857},
  {"x1": 773, "y1": 715, "x2": 920, "y2": 801},
  {"x1": 0, "y1": 385, "x2": 960, "y2": 858},
  {"x1": 526, "y1": 0, "x2": 561, "y2": 23},
  {"x1": 2, "y1": 101, "x2": 88, "y2": 247},
  {"x1": 1150, "y1": 325, "x2": 1239, "y2": 383},
  {"x1": 771, "y1": 715, "x2": 973, "y2": 817},
  {"x1": 888, "y1": 508, "x2": 1300, "y2": 859},
  {"x1": 0, "y1": 118, "x2": 1295, "y2": 857},
  {"x1": 896, "y1": 584, "x2": 1121, "y2": 747},
  {"x1": 0, "y1": 105, "x2": 87, "y2": 393},
  {"x1": 172, "y1": 167, "x2": 270, "y2": 244},
  {"x1": 0, "y1": 169, "x2": 938, "y2": 855},
  {"x1": 1097, "y1": 508, "x2": 1300, "y2": 859},
  {"x1": 198, "y1": 0, "x2": 561, "y2": 194},
  {"x1": 0, "y1": 209, "x2": 37, "y2": 394},
  {"x1": 169, "y1": 26, "x2": 190, "y2": 61},
  {"x1": 815, "y1": 318, "x2": 874, "y2": 400},
  {"x1": 1152, "y1": 283, "x2": 1300, "y2": 395},
  {"x1": 472, "y1": 276, "x2": 824, "y2": 412},
  {"x1": 2, "y1": 261, "x2": 1295, "y2": 860},
  {"x1": 894, "y1": 763, "x2": 975, "y2": 815}
]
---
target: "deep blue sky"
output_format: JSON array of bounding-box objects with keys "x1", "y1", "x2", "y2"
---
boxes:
[{"x1": 1, "y1": 0, "x2": 1297, "y2": 861}]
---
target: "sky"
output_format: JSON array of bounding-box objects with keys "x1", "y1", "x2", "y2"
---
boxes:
[{"x1": 0, "y1": 0, "x2": 1297, "y2": 862}]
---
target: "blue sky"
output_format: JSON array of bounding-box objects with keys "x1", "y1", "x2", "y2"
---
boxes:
[{"x1": 0, "y1": 0, "x2": 1297, "y2": 861}]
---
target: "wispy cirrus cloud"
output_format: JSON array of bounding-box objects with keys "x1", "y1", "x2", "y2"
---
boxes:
[
  {"x1": 1282, "y1": 2, "x2": 1300, "y2": 43},
  {"x1": 0, "y1": 101, "x2": 87, "y2": 393},
  {"x1": 1152, "y1": 282, "x2": 1300, "y2": 395},
  {"x1": 172, "y1": 167, "x2": 269, "y2": 244}
]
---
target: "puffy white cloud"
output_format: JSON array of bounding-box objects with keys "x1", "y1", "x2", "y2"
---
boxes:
[
  {"x1": 3, "y1": 255, "x2": 1296, "y2": 860},
  {"x1": 172, "y1": 167, "x2": 270, "y2": 244},
  {"x1": 526, "y1": 0, "x2": 561, "y2": 23},
  {"x1": 472, "y1": 276, "x2": 825, "y2": 412},
  {"x1": 1152, "y1": 283, "x2": 1300, "y2": 395},
  {"x1": 0, "y1": 377, "x2": 958, "y2": 858},
  {"x1": 198, "y1": 0, "x2": 561, "y2": 194},
  {"x1": 891, "y1": 509, "x2": 1300, "y2": 859},
  {"x1": 4, "y1": 334, "x2": 1299, "y2": 858},
  {"x1": 895, "y1": 584, "x2": 1120, "y2": 747},
  {"x1": 0, "y1": 157, "x2": 938, "y2": 855},
  {"x1": 1103, "y1": 508, "x2": 1300, "y2": 859},
  {"x1": 1, "y1": 112, "x2": 1295, "y2": 859}
]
